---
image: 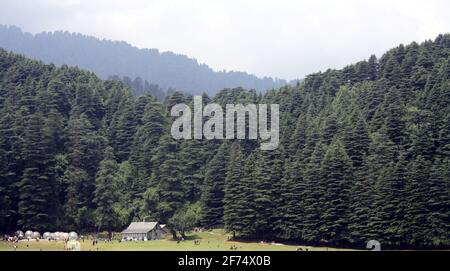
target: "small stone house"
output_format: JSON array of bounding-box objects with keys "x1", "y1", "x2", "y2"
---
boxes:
[{"x1": 121, "y1": 222, "x2": 166, "y2": 241}]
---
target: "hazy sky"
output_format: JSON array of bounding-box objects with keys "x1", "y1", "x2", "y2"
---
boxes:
[{"x1": 0, "y1": 0, "x2": 449, "y2": 80}]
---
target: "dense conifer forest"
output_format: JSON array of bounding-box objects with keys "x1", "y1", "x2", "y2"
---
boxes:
[{"x1": 0, "y1": 34, "x2": 449, "y2": 248}]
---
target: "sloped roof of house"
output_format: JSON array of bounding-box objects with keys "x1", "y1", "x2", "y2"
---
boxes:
[{"x1": 122, "y1": 222, "x2": 158, "y2": 234}]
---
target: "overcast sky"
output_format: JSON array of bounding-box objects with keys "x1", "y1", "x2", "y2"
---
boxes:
[{"x1": 0, "y1": 0, "x2": 449, "y2": 80}]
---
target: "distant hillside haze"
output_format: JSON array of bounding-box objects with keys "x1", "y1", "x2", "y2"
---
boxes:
[{"x1": 0, "y1": 25, "x2": 286, "y2": 95}]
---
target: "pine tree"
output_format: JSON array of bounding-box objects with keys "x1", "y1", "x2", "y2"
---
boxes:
[
  {"x1": 46, "y1": 78, "x2": 70, "y2": 117},
  {"x1": 276, "y1": 152, "x2": 305, "y2": 239},
  {"x1": 150, "y1": 135, "x2": 185, "y2": 238},
  {"x1": 383, "y1": 88, "x2": 407, "y2": 146},
  {"x1": 317, "y1": 140, "x2": 353, "y2": 243},
  {"x1": 437, "y1": 113, "x2": 450, "y2": 158},
  {"x1": 359, "y1": 132, "x2": 397, "y2": 243},
  {"x1": 321, "y1": 113, "x2": 338, "y2": 145},
  {"x1": 343, "y1": 111, "x2": 370, "y2": 167},
  {"x1": 236, "y1": 151, "x2": 258, "y2": 237},
  {"x1": 200, "y1": 143, "x2": 229, "y2": 227},
  {"x1": 63, "y1": 166, "x2": 93, "y2": 229},
  {"x1": 164, "y1": 91, "x2": 187, "y2": 111},
  {"x1": 425, "y1": 159, "x2": 450, "y2": 246},
  {"x1": 0, "y1": 111, "x2": 18, "y2": 231},
  {"x1": 179, "y1": 140, "x2": 208, "y2": 202},
  {"x1": 114, "y1": 161, "x2": 138, "y2": 224},
  {"x1": 403, "y1": 156, "x2": 432, "y2": 246},
  {"x1": 63, "y1": 114, "x2": 106, "y2": 229},
  {"x1": 93, "y1": 147, "x2": 120, "y2": 235},
  {"x1": 373, "y1": 155, "x2": 408, "y2": 246},
  {"x1": 251, "y1": 148, "x2": 284, "y2": 239},
  {"x1": 223, "y1": 143, "x2": 246, "y2": 237},
  {"x1": 17, "y1": 112, "x2": 57, "y2": 230},
  {"x1": 301, "y1": 142, "x2": 326, "y2": 242},
  {"x1": 287, "y1": 114, "x2": 307, "y2": 156},
  {"x1": 108, "y1": 93, "x2": 137, "y2": 162},
  {"x1": 129, "y1": 100, "x2": 167, "y2": 185},
  {"x1": 71, "y1": 79, "x2": 104, "y2": 128}
]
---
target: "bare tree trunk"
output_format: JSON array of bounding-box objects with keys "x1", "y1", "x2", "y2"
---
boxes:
[{"x1": 171, "y1": 230, "x2": 178, "y2": 240}]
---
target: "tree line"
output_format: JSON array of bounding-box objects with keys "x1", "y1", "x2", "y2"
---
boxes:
[
  {"x1": 0, "y1": 25, "x2": 286, "y2": 96},
  {"x1": 0, "y1": 34, "x2": 449, "y2": 248}
]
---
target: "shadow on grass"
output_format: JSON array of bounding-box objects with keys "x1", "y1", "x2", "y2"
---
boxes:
[{"x1": 168, "y1": 234, "x2": 201, "y2": 241}]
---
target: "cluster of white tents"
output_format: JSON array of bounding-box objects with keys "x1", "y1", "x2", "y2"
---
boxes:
[{"x1": 15, "y1": 230, "x2": 78, "y2": 241}]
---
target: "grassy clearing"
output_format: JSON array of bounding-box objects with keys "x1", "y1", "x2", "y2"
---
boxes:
[{"x1": 0, "y1": 229, "x2": 352, "y2": 251}]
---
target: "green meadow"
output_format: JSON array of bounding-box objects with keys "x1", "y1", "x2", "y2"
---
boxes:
[{"x1": 0, "y1": 229, "x2": 351, "y2": 251}]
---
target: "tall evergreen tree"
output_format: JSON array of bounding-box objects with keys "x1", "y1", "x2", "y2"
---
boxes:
[
  {"x1": 17, "y1": 112, "x2": 57, "y2": 230},
  {"x1": 93, "y1": 147, "x2": 120, "y2": 235},
  {"x1": 251, "y1": 148, "x2": 284, "y2": 239},
  {"x1": 200, "y1": 143, "x2": 229, "y2": 227},
  {"x1": 223, "y1": 143, "x2": 246, "y2": 237},
  {"x1": 317, "y1": 140, "x2": 353, "y2": 243}
]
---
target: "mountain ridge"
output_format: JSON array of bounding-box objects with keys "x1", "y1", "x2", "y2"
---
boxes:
[{"x1": 0, "y1": 25, "x2": 286, "y2": 95}]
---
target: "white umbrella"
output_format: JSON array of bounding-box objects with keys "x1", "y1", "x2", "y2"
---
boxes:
[
  {"x1": 25, "y1": 230, "x2": 33, "y2": 239},
  {"x1": 32, "y1": 232, "x2": 41, "y2": 239},
  {"x1": 43, "y1": 232, "x2": 51, "y2": 240},
  {"x1": 69, "y1": 232, "x2": 78, "y2": 240}
]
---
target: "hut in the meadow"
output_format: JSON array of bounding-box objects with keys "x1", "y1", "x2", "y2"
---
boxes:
[{"x1": 121, "y1": 222, "x2": 166, "y2": 241}]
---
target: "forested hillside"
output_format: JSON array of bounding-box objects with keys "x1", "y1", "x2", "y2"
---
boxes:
[
  {"x1": 108, "y1": 75, "x2": 167, "y2": 101},
  {"x1": 0, "y1": 25, "x2": 286, "y2": 95},
  {"x1": 0, "y1": 34, "x2": 449, "y2": 248}
]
